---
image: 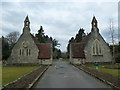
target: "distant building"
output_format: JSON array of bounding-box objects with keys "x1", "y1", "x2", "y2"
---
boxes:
[
  {"x1": 8, "y1": 16, "x2": 52, "y2": 65},
  {"x1": 70, "y1": 16, "x2": 112, "y2": 64}
]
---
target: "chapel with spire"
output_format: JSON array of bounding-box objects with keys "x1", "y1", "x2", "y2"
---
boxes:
[
  {"x1": 7, "y1": 16, "x2": 52, "y2": 65},
  {"x1": 70, "y1": 16, "x2": 112, "y2": 64}
]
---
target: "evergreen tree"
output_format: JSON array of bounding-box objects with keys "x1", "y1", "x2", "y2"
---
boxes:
[
  {"x1": 52, "y1": 39, "x2": 60, "y2": 51},
  {"x1": 69, "y1": 37, "x2": 75, "y2": 43},
  {"x1": 2, "y1": 36, "x2": 11, "y2": 60},
  {"x1": 67, "y1": 37, "x2": 75, "y2": 58},
  {"x1": 44, "y1": 35, "x2": 51, "y2": 43},
  {"x1": 57, "y1": 49, "x2": 62, "y2": 58},
  {"x1": 35, "y1": 26, "x2": 61, "y2": 59},
  {"x1": 35, "y1": 26, "x2": 45, "y2": 43},
  {"x1": 67, "y1": 28, "x2": 86, "y2": 58},
  {"x1": 75, "y1": 28, "x2": 86, "y2": 42}
]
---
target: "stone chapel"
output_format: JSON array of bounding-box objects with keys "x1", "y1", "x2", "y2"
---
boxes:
[
  {"x1": 70, "y1": 16, "x2": 112, "y2": 64},
  {"x1": 8, "y1": 16, "x2": 52, "y2": 65}
]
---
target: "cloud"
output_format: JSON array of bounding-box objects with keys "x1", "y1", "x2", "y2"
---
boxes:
[
  {"x1": 1, "y1": 2, "x2": 118, "y2": 52},
  {"x1": 1, "y1": 0, "x2": 119, "y2": 2}
]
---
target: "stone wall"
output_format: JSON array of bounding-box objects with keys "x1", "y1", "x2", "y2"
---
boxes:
[
  {"x1": 84, "y1": 31, "x2": 112, "y2": 63},
  {"x1": 8, "y1": 28, "x2": 39, "y2": 64}
]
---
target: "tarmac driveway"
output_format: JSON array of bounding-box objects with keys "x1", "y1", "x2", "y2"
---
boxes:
[{"x1": 33, "y1": 60, "x2": 112, "y2": 88}]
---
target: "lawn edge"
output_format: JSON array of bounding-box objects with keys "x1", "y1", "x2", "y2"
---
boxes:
[
  {"x1": 72, "y1": 64, "x2": 120, "y2": 89},
  {"x1": 28, "y1": 65, "x2": 49, "y2": 88},
  {"x1": 2, "y1": 66, "x2": 41, "y2": 88}
]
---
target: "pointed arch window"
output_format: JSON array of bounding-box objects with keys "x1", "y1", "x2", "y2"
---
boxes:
[
  {"x1": 29, "y1": 49, "x2": 30, "y2": 55},
  {"x1": 26, "y1": 49, "x2": 30, "y2": 56},
  {"x1": 92, "y1": 39, "x2": 102, "y2": 55},
  {"x1": 20, "y1": 49, "x2": 31, "y2": 56},
  {"x1": 22, "y1": 49, "x2": 24, "y2": 56},
  {"x1": 26, "y1": 49, "x2": 29, "y2": 56},
  {"x1": 19, "y1": 49, "x2": 24, "y2": 56},
  {"x1": 20, "y1": 49, "x2": 22, "y2": 56}
]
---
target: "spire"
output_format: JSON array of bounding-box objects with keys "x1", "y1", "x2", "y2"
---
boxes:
[
  {"x1": 91, "y1": 16, "x2": 99, "y2": 32},
  {"x1": 24, "y1": 15, "x2": 30, "y2": 28},
  {"x1": 91, "y1": 16, "x2": 98, "y2": 28},
  {"x1": 23, "y1": 16, "x2": 30, "y2": 34}
]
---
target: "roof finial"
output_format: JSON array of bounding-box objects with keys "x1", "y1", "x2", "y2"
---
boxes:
[
  {"x1": 25, "y1": 15, "x2": 29, "y2": 22},
  {"x1": 91, "y1": 16, "x2": 99, "y2": 32},
  {"x1": 24, "y1": 15, "x2": 30, "y2": 28},
  {"x1": 91, "y1": 16, "x2": 98, "y2": 28}
]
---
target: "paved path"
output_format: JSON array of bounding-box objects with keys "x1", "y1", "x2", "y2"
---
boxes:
[{"x1": 33, "y1": 60, "x2": 112, "y2": 88}]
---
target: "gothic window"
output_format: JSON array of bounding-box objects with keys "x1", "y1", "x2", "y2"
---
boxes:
[
  {"x1": 20, "y1": 49, "x2": 30, "y2": 56},
  {"x1": 20, "y1": 49, "x2": 24, "y2": 56},
  {"x1": 92, "y1": 39, "x2": 102, "y2": 55},
  {"x1": 20, "y1": 49, "x2": 22, "y2": 56},
  {"x1": 22, "y1": 49, "x2": 24, "y2": 56},
  {"x1": 25, "y1": 49, "x2": 30, "y2": 56},
  {"x1": 93, "y1": 45, "x2": 95, "y2": 54},
  {"x1": 26, "y1": 49, "x2": 28, "y2": 56},
  {"x1": 29, "y1": 49, "x2": 30, "y2": 55}
]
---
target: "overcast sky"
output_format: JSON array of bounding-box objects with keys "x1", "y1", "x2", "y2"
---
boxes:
[{"x1": 1, "y1": 0, "x2": 119, "y2": 52}]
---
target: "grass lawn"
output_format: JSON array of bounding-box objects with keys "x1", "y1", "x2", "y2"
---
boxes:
[
  {"x1": 2, "y1": 66, "x2": 39, "y2": 86},
  {"x1": 52, "y1": 59, "x2": 57, "y2": 61},
  {"x1": 84, "y1": 64, "x2": 120, "y2": 77},
  {"x1": 61, "y1": 59, "x2": 69, "y2": 61}
]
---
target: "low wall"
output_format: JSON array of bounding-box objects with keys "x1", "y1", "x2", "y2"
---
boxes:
[
  {"x1": 41, "y1": 59, "x2": 52, "y2": 65},
  {"x1": 70, "y1": 59, "x2": 85, "y2": 64}
]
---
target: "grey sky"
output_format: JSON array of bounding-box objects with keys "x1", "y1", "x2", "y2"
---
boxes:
[{"x1": 1, "y1": 1, "x2": 118, "y2": 52}]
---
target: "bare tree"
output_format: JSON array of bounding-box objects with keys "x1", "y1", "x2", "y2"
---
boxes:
[
  {"x1": 109, "y1": 18, "x2": 115, "y2": 63},
  {"x1": 6, "y1": 31, "x2": 19, "y2": 48}
]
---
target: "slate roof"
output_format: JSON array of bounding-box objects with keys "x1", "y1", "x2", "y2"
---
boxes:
[
  {"x1": 71, "y1": 43, "x2": 85, "y2": 59},
  {"x1": 37, "y1": 43, "x2": 52, "y2": 59},
  {"x1": 30, "y1": 34, "x2": 52, "y2": 59},
  {"x1": 71, "y1": 33, "x2": 91, "y2": 59}
]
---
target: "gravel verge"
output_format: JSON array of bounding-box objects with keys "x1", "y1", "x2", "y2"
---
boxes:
[
  {"x1": 73, "y1": 64, "x2": 120, "y2": 89},
  {"x1": 2, "y1": 65, "x2": 49, "y2": 89}
]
